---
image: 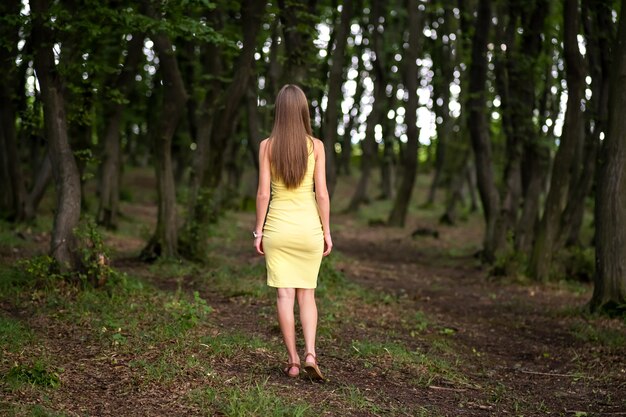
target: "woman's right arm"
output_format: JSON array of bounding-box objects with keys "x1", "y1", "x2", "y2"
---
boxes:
[
  {"x1": 313, "y1": 139, "x2": 333, "y2": 256},
  {"x1": 255, "y1": 139, "x2": 271, "y2": 255}
]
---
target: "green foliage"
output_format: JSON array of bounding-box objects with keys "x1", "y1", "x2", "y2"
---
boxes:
[
  {"x1": 188, "y1": 379, "x2": 312, "y2": 417},
  {"x1": 2, "y1": 404, "x2": 69, "y2": 417},
  {"x1": 0, "y1": 316, "x2": 34, "y2": 352},
  {"x1": 165, "y1": 290, "x2": 213, "y2": 331},
  {"x1": 4, "y1": 360, "x2": 61, "y2": 388},
  {"x1": 570, "y1": 321, "x2": 626, "y2": 348},
  {"x1": 74, "y1": 217, "x2": 116, "y2": 286},
  {"x1": 17, "y1": 255, "x2": 60, "y2": 284},
  {"x1": 350, "y1": 339, "x2": 466, "y2": 387}
]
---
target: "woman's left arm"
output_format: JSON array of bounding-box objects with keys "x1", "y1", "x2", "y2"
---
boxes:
[{"x1": 254, "y1": 139, "x2": 271, "y2": 254}]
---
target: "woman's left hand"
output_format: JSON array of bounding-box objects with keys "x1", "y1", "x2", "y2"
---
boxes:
[{"x1": 323, "y1": 233, "x2": 333, "y2": 256}]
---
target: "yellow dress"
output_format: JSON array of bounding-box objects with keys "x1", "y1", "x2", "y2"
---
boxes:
[{"x1": 263, "y1": 140, "x2": 323, "y2": 288}]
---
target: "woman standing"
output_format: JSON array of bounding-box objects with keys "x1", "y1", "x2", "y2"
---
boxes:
[{"x1": 254, "y1": 84, "x2": 333, "y2": 380}]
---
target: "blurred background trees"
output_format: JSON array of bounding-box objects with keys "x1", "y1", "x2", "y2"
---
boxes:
[{"x1": 0, "y1": 0, "x2": 624, "y2": 313}]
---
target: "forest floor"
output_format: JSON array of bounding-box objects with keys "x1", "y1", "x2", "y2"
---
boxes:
[{"x1": 1, "y1": 169, "x2": 626, "y2": 417}]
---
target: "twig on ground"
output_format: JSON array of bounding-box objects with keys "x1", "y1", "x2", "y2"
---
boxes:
[
  {"x1": 518, "y1": 369, "x2": 578, "y2": 377},
  {"x1": 428, "y1": 385, "x2": 467, "y2": 392}
]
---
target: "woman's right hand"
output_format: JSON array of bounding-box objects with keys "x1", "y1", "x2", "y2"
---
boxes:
[
  {"x1": 323, "y1": 233, "x2": 333, "y2": 256},
  {"x1": 254, "y1": 236, "x2": 264, "y2": 255}
]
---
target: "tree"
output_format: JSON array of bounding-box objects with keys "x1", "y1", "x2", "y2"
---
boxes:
[
  {"x1": 387, "y1": 0, "x2": 425, "y2": 227},
  {"x1": 466, "y1": 0, "x2": 500, "y2": 261},
  {"x1": 0, "y1": 0, "x2": 27, "y2": 221},
  {"x1": 529, "y1": 0, "x2": 586, "y2": 281},
  {"x1": 97, "y1": 34, "x2": 144, "y2": 229},
  {"x1": 323, "y1": 0, "x2": 354, "y2": 197},
  {"x1": 31, "y1": 0, "x2": 83, "y2": 271},
  {"x1": 346, "y1": 2, "x2": 386, "y2": 212},
  {"x1": 590, "y1": 0, "x2": 626, "y2": 312},
  {"x1": 140, "y1": 2, "x2": 189, "y2": 260}
]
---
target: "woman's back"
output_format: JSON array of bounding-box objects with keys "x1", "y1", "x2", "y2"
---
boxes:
[{"x1": 263, "y1": 138, "x2": 323, "y2": 289}]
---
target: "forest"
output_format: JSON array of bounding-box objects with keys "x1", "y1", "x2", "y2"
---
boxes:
[{"x1": 1, "y1": 0, "x2": 626, "y2": 415}]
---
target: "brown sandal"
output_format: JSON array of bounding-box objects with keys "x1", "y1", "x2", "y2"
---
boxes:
[
  {"x1": 303, "y1": 353, "x2": 324, "y2": 381},
  {"x1": 283, "y1": 362, "x2": 301, "y2": 378}
]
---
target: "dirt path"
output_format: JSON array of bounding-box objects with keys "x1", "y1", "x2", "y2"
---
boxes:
[{"x1": 332, "y1": 213, "x2": 626, "y2": 415}]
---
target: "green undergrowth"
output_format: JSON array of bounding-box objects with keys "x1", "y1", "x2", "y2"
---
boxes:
[
  {"x1": 570, "y1": 321, "x2": 626, "y2": 349},
  {"x1": 350, "y1": 339, "x2": 467, "y2": 388},
  {"x1": 0, "y1": 403, "x2": 69, "y2": 417},
  {"x1": 3, "y1": 359, "x2": 61, "y2": 389},
  {"x1": 0, "y1": 315, "x2": 34, "y2": 352},
  {"x1": 187, "y1": 378, "x2": 313, "y2": 417}
]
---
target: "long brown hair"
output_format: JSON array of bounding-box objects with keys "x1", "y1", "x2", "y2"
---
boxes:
[{"x1": 269, "y1": 84, "x2": 313, "y2": 189}]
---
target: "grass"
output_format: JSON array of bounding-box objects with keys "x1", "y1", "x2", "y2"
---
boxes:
[
  {"x1": 0, "y1": 315, "x2": 34, "y2": 352},
  {"x1": 187, "y1": 378, "x2": 313, "y2": 417},
  {"x1": 570, "y1": 321, "x2": 626, "y2": 348},
  {"x1": 349, "y1": 339, "x2": 467, "y2": 388},
  {"x1": 0, "y1": 404, "x2": 69, "y2": 417},
  {"x1": 3, "y1": 359, "x2": 61, "y2": 389}
]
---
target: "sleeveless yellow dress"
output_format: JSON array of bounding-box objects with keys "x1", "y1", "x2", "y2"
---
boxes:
[{"x1": 263, "y1": 140, "x2": 323, "y2": 289}]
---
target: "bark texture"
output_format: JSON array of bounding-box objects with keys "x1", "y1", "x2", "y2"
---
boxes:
[
  {"x1": 0, "y1": 0, "x2": 27, "y2": 221},
  {"x1": 590, "y1": 0, "x2": 626, "y2": 312},
  {"x1": 387, "y1": 0, "x2": 424, "y2": 226},
  {"x1": 467, "y1": 0, "x2": 500, "y2": 261},
  {"x1": 31, "y1": 0, "x2": 82, "y2": 271},
  {"x1": 529, "y1": 0, "x2": 586, "y2": 281},
  {"x1": 97, "y1": 34, "x2": 144, "y2": 229}
]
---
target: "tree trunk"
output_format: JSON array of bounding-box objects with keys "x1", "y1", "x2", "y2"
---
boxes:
[
  {"x1": 515, "y1": 64, "x2": 554, "y2": 253},
  {"x1": 590, "y1": 0, "x2": 626, "y2": 312},
  {"x1": 380, "y1": 97, "x2": 396, "y2": 201},
  {"x1": 179, "y1": 0, "x2": 265, "y2": 258},
  {"x1": 346, "y1": 3, "x2": 386, "y2": 213},
  {"x1": 529, "y1": 0, "x2": 586, "y2": 281},
  {"x1": 202, "y1": 0, "x2": 265, "y2": 190},
  {"x1": 322, "y1": 0, "x2": 353, "y2": 197},
  {"x1": 440, "y1": 149, "x2": 469, "y2": 225},
  {"x1": 387, "y1": 0, "x2": 424, "y2": 227},
  {"x1": 493, "y1": 1, "x2": 548, "y2": 257},
  {"x1": 277, "y1": 0, "x2": 318, "y2": 85},
  {"x1": 0, "y1": 0, "x2": 27, "y2": 221},
  {"x1": 97, "y1": 34, "x2": 144, "y2": 229},
  {"x1": 24, "y1": 152, "x2": 52, "y2": 221},
  {"x1": 560, "y1": 0, "x2": 612, "y2": 247},
  {"x1": 339, "y1": 53, "x2": 364, "y2": 176},
  {"x1": 185, "y1": 10, "x2": 223, "y2": 221},
  {"x1": 466, "y1": 0, "x2": 500, "y2": 261},
  {"x1": 246, "y1": 84, "x2": 262, "y2": 174},
  {"x1": 140, "y1": 4, "x2": 188, "y2": 260},
  {"x1": 31, "y1": 0, "x2": 82, "y2": 272},
  {"x1": 426, "y1": 4, "x2": 455, "y2": 206}
]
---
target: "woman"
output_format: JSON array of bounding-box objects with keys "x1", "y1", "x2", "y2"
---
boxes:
[{"x1": 254, "y1": 84, "x2": 333, "y2": 380}]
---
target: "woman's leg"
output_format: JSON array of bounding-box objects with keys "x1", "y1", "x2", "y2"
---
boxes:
[
  {"x1": 296, "y1": 288, "x2": 318, "y2": 361},
  {"x1": 276, "y1": 288, "x2": 299, "y2": 375}
]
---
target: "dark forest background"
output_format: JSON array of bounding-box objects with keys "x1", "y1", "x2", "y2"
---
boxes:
[{"x1": 3, "y1": 0, "x2": 623, "y2": 310}]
